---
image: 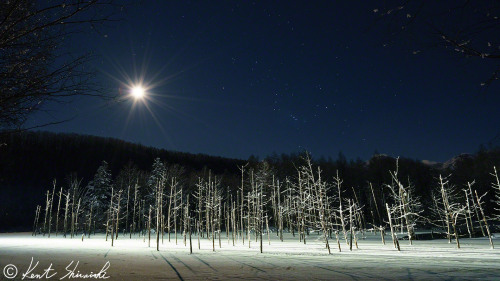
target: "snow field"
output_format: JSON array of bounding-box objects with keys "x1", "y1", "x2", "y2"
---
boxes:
[{"x1": 1, "y1": 232, "x2": 499, "y2": 280}]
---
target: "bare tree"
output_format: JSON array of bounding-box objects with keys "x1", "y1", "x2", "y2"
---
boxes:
[
  {"x1": 186, "y1": 194, "x2": 192, "y2": 254},
  {"x1": 434, "y1": 175, "x2": 466, "y2": 249},
  {"x1": 55, "y1": 186, "x2": 63, "y2": 236},
  {"x1": 386, "y1": 203, "x2": 400, "y2": 251},
  {"x1": 297, "y1": 155, "x2": 334, "y2": 253},
  {"x1": 0, "y1": 0, "x2": 119, "y2": 132},
  {"x1": 334, "y1": 170, "x2": 348, "y2": 246},
  {"x1": 155, "y1": 170, "x2": 165, "y2": 251},
  {"x1": 369, "y1": 182, "x2": 385, "y2": 244},
  {"x1": 167, "y1": 177, "x2": 180, "y2": 242},
  {"x1": 131, "y1": 181, "x2": 139, "y2": 238},
  {"x1": 238, "y1": 163, "x2": 248, "y2": 244},
  {"x1": 47, "y1": 181, "x2": 56, "y2": 237},
  {"x1": 42, "y1": 189, "x2": 50, "y2": 236},
  {"x1": 63, "y1": 190, "x2": 70, "y2": 237},
  {"x1": 386, "y1": 159, "x2": 423, "y2": 245},
  {"x1": 372, "y1": 1, "x2": 500, "y2": 87},
  {"x1": 474, "y1": 190, "x2": 494, "y2": 249},
  {"x1": 32, "y1": 205, "x2": 41, "y2": 236}
]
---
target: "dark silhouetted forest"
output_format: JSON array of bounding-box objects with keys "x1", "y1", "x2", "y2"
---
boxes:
[{"x1": 1, "y1": 131, "x2": 499, "y2": 232}]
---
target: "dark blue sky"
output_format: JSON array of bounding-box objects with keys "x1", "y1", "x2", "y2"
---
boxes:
[{"x1": 29, "y1": 0, "x2": 500, "y2": 162}]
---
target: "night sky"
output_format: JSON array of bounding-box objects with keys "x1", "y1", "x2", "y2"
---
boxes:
[{"x1": 28, "y1": 1, "x2": 500, "y2": 162}]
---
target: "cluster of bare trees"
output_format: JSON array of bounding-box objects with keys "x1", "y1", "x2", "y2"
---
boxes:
[
  {"x1": 32, "y1": 155, "x2": 500, "y2": 254},
  {"x1": 429, "y1": 174, "x2": 495, "y2": 249},
  {"x1": 384, "y1": 159, "x2": 423, "y2": 248},
  {"x1": 33, "y1": 176, "x2": 84, "y2": 239}
]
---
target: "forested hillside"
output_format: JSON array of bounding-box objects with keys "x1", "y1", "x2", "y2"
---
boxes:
[
  {"x1": 0, "y1": 131, "x2": 245, "y2": 231},
  {"x1": 1, "y1": 131, "x2": 499, "y2": 232}
]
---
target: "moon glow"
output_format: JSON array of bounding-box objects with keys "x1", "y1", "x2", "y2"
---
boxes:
[{"x1": 131, "y1": 86, "x2": 145, "y2": 99}]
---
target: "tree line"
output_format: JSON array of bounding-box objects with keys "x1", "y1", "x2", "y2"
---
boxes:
[
  {"x1": 2, "y1": 131, "x2": 500, "y2": 237},
  {"x1": 31, "y1": 153, "x2": 500, "y2": 254}
]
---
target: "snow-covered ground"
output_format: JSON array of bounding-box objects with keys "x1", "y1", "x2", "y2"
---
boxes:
[{"x1": 1, "y1": 232, "x2": 499, "y2": 280}]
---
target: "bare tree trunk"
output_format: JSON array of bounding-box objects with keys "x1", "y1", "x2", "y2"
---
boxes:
[
  {"x1": 386, "y1": 203, "x2": 400, "y2": 251},
  {"x1": 55, "y1": 187, "x2": 63, "y2": 236},
  {"x1": 175, "y1": 190, "x2": 178, "y2": 245},
  {"x1": 140, "y1": 200, "x2": 144, "y2": 237},
  {"x1": 32, "y1": 205, "x2": 41, "y2": 236},
  {"x1": 115, "y1": 193, "x2": 121, "y2": 240},
  {"x1": 181, "y1": 189, "x2": 185, "y2": 246},
  {"x1": 335, "y1": 230, "x2": 341, "y2": 252},
  {"x1": 464, "y1": 190, "x2": 473, "y2": 238},
  {"x1": 232, "y1": 200, "x2": 236, "y2": 246},
  {"x1": 87, "y1": 203, "x2": 93, "y2": 238},
  {"x1": 48, "y1": 183, "x2": 55, "y2": 238},
  {"x1": 315, "y1": 168, "x2": 331, "y2": 254},
  {"x1": 183, "y1": 199, "x2": 188, "y2": 247},
  {"x1": 226, "y1": 202, "x2": 230, "y2": 245},
  {"x1": 212, "y1": 184, "x2": 216, "y2": 252},
  {"x1": 160, "y1": 180, "x2": 164, "y2": 244},
  {"x1": 298, "y1": 173, "x2": 306, "y2": 245},
  {"x1": 168, "y1": 179, "x2": 174, "y2": 242},
  {"x1": 197, "y1": 219, "x2": 200, "y2": 249},
  {"x1": 336, "y1": 171, "x2": 348, "y2": 245},
  {"x1": 439, "y1": 176, "x2": 452, "y2": 243},
  {"x1": 207, "y1": 176, "x2": 211, "y2": 241},
  {"x1": 380, "y1": 226, "x2": 386, "y2": 245},
  {"x1": 277, "y1": 181, "x2": 283, "y2": 242},
  {"x1": 189, "y1": 218, "x2": 193, "y2": 254},
  {"x1": 259, "y1": 184, "x2": 263, "y2": 253},
  {"x1": 247, "y1": 192, "x2": 251, "y2": 248},
  {"x1": 451, "y1": 214, "x2": 460, "y2": 249},
  {"x1": 162, "y1": 214, "x2": 165, "y2": 244},
  {"x1": 369, "y1": 182, "x2": 382, "y2": 229},
  {"x1": 349, "y1": 199, "x2": 353, "y2": 251},
  {"x1": 475, "y1": 190, "x2": 494, "y2": 249},
  {"x1": 111, "y1": 207, "x2": 115, "y2": 247},
  {"x1": 125, "y1": 183, "x2": 130, "y2": 238},
  {"x1": 218, "y1": 197, "x2": 222, "y2": 249},
  {"x1": 351, "y1": 186, "x2": 365, "y2": 238},
  {"x1": 239, "y1": 164, "x2": 247, "y2": 244},
  {"x1": 63, "y1": 191, "x2": 69, "y2": 237},
  {"x1": 105, "y1": 209, "x2": 110, "y2": 241},
  {"x1": 131, "y1": 182, "x2": 138, "y2": 238},
  {"x1": 184, "y1": 194, "x2": 191, "y2": 253},
  {"x1": 70, "y1": 187, "x2": 77, "y2": 238},
  {"x1": 266, "y1": 215, "x2": 270, "y2": 246},
  {"x1": 148, "y1": 205, "x2": 152, "y2": 247},
  {"x1": 235, "y1": 192, "x2": 239, "y2": 243},
  {"x1": 157, "y1": 183, "x2": 161, "y2": 251},
  {"x1": 287, "y1": 186, "x2": 294, "y2": 238},
  {"x1": 106, "y1": 188, "x2": 114, "y2": 241},
  {"x1": 400, "y1": 188, "x2": 413, "y2": 245},
  {"x1": 74, "y1": 199, "x2": 81, "y2": 236},
  {"x1": 468, "y1": 182, "x2": 485, "y2": 236},
  {"x1": 43, "y1": 190, "x2": 50, "y2": 236}
]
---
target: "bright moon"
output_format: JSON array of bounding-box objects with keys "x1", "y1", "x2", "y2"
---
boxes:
[{"x1": 131, "y1": 86, "x2": 145, "y2": 99}]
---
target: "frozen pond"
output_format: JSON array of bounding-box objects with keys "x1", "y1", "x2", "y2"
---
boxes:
[{"x1": 0, "y1": 232, "x2": 499, "y2": 280}]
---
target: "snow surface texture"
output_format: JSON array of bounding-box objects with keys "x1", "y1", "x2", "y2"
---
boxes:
[{"x1": 0, "y1": 232, "x2": 499, "y2": 280}]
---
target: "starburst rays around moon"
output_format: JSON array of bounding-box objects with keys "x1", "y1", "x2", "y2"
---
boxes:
[
  {"x1": 100, "y1": 48, "x2": 235, "y2": 151},
  {"x1": 101, "y1": 54, "x2": 205, "y2": 151}
]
